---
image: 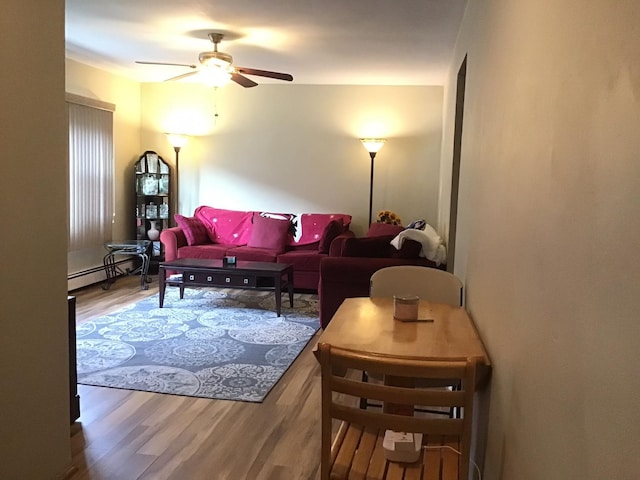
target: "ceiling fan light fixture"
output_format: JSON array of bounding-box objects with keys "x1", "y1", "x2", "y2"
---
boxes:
[
  {"x1": 198, "y1": 51, "x2": 233, "y2": 67},
  {"x1": 137, "y1": 31, "x2": 292, "y2": 88},
  {"x1": 201, "y1": 66, "x2": 233, "y2": 87}
]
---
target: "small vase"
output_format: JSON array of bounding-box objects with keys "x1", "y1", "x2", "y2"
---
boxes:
[{"x1": 147, "y1": 220, "x2": 160, "y2": 241}]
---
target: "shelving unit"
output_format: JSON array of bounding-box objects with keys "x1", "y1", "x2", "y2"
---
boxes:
[{"x1": 134, "y1": 150, "x2": 171, "y2": 270}]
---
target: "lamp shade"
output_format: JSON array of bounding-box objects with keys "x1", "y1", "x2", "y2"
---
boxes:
[
  {"x1": 360, "y1": 138, "x2": 386, "y2": 153},
  {"x1": 166, "y1": 133, "x2": 188, "y2": 149}
]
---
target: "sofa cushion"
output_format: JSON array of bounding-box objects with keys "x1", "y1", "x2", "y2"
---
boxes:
[
  {"x1": 278, "y1": 250, "x2": 325, "y2": 271},
  {"x1": 247, "y1": 214, "x2": 291, "y2": 253},
  {"x1": 227, "y1": 245, "x2": 279, "y2": 262},
  {"x1": 260, "y1": 211, "x2": 297, "y2": 242},
  {"x1": 177, "y1": 243, "x2": 229, "y2": 259},
  {"x1": 174, "y1": 214, "x2": 209, "y2": 246},
  {"x1": 194, "y1": 206, "x2": 253, "y2": 245},
  {"x1": 294, "y1": 213, "x2": 352, "y2": 245},
  {"x1": 318, "y1": 220, "x2": 344, "y2": 254},
  {"x1": 367, "y1": 223, "x2": 405, "y2": 237},
  {"x1": 342, "y1": 235, "x2": 395, "y2": 258}
]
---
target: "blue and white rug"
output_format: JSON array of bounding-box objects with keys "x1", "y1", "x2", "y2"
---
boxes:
[{"x1": 76, "y1": 287, "x2": 319, "y2": 402}]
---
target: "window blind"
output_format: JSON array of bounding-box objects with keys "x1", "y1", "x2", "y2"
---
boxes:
[{"x1": 67, "y1": 101, "x2": 114, "y2": 252}]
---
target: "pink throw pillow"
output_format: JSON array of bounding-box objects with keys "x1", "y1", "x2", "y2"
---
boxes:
[
  {"x1": 174, "y1": 214, "x2": 209, "y2": 246},
  {"x1": 247, "y1": 214, "x2": 291, "y2": 253},
  {"x1": 318, "y1": 220, "x2": 344, "y2": 254}
]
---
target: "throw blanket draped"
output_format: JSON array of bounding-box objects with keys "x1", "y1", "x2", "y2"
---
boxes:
[{"x1": 391, "y1": 225, "x2": 447, "y2": 266}]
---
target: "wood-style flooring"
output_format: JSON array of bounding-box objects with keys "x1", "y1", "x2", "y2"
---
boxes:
[{"x1": 68, "y1": 275, "x2": 322, "y2": 480}]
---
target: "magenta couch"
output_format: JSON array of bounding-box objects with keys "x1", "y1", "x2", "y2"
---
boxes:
[
  {"x1": 318, "y1": 223, "x2": 443, "y2": 328},
  {"x1": 159, "y1": 206, "x2": 353, "y2": 291}
]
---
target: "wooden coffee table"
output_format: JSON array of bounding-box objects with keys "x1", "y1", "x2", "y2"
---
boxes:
[{"x1": 158, "y1": 258, "x2": 294, "y2": 316}]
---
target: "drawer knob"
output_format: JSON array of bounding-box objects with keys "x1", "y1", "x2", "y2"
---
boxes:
[
  {"x1": 189, "y1": 275, "x2": 195, "y2": 281},
  {"x1": 207, "y1": 276, "x2": 212, "y2": 282},
  {"x1": 225, "y1": 277, "x2": 231, "y2": 283},
  {"x1": 243, "y1": 278, "x2": 249, "y2": 284}
]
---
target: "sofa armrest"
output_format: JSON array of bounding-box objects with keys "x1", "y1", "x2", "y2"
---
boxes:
[
  {"x1": 159, "y1": 227, "x2": 188, "y2": 262},
  {"x1": 328, "y1": 230, "x2": 356, "y2": 257}
]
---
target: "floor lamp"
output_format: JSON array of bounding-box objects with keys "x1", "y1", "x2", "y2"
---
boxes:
[
  {"x1": 166, "y1": 133, "x2": 188, "y2": 225},
  {"x1": 360, "y1": 138, "x2": 386, "y2": 225}
]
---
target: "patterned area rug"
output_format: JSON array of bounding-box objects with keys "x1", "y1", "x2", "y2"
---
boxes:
[{"x1": 76, "y1": 287, "x2": 319, "y2": 402}]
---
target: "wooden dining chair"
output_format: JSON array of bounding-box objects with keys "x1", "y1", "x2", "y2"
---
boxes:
[
  {"x1": 318, "y1": 342, "x2": 476, "y2": 480},
  {"x1": 370, "y1": 266, "x2": 463, "y2": 307}
]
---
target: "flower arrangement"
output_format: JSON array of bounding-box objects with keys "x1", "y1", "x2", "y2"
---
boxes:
[{"x1": 376, "y1": 210, "x2": 402, "y2": 226}]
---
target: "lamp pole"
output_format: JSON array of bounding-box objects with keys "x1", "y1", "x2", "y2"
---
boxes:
[
  {"x1": 360, "y1": 138, "x2": 386, "y2": 226},
  {"x1": 166, "y1": 133, "x2": 188, "y2": 226},
  {"x1": 368, "y1": 151, "x2": 376, "y2": 226},
  {"x1": 173, "y1": 145, "x2": 181, "y2": 224}
]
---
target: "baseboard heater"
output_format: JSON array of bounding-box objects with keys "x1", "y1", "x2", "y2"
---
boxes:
[
  {"x1": 68, "y1": 258, "x2": 132, "y2": 279},
  {"x1": 68, "y1": 259, "x2": 133, "y2": 291}
]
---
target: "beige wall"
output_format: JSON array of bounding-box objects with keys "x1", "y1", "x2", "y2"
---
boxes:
[
  {"x1": 140, "y1": 83, "x2": 443, "y2": 236},
  {"x1": 440, "y1": 1, "x2": 640, "y2": 478},
  {"x1": 65, "y1": 59, "x2": 142, "y2": 288},
  {"x1": 0, "y1": 1, "x2": 71, "y2": 478},
  {"x1": 62, "y1": 67, "x2": 443, "y2": 269}
]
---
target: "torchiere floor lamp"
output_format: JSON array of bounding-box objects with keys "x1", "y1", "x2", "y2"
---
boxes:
[
  {"x1": 360, "y1": 138, "x2": 386, "y2": 226},
  {"x1": 166, "y1": 133, "x2": 188, "y2": 225}
]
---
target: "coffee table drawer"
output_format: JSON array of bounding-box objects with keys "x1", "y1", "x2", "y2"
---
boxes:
[{"x1": 183, "y1": 272, "x2": 257, "y2": 287}]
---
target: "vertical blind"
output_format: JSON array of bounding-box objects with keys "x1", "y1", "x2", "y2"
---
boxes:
[{"x1": 67, "y1": 101, "x2": 114, "y2": 252}]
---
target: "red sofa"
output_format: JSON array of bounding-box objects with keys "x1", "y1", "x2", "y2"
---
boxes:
[
  {"x1": 160, "y1": 206, "x2": 353, "y2": 291},
  {"x1": 318, "y1": 223, "x2": 443, "y2": 328}
]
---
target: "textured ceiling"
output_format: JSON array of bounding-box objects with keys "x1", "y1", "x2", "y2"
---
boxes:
[{"x1": 65, "y1": 0, "x2": 467, "y2": 86}]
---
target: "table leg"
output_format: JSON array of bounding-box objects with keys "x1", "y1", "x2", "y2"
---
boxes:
[
  {"x1": 287, "y1": 268, "x2": 294, "y2": 308},
  {"x1": 102, "y1": 252, "x2": 117, "y2": 290},
  {"x1": 275, "y1": 273, "x2": 282, "y2": 317},
  {"x1": 139, "y1": 252, "x2": 150, "y2": 290},
  {"x1": 159, "y1": 266, "x2": 166, "y2": 307}
]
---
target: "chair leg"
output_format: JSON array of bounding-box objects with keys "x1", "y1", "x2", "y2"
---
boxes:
[
  {"x1": 360, "y1": 371, "x2": 369, "y2": 409},
  {"x1": 451, "y1": 382, "x2": 462, "y2": 418}
]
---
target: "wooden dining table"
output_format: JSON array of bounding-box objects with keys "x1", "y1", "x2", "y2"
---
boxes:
[{"x1": 315, "y1": 297, "x2": 491, "y2": 387}]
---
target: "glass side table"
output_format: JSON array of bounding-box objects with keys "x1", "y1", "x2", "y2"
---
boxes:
[{"x1": 102, "y1": 240, "x2": 152, "y2": 290}]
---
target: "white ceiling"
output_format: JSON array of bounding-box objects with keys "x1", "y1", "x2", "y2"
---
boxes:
[{"x1": 65, "y1": 0, "x2": 467, "y2": 86}]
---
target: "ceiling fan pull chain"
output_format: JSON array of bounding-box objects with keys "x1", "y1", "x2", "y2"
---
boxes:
[{"x1": 213, "y1": 87, "x2": 220, "y2": 123}]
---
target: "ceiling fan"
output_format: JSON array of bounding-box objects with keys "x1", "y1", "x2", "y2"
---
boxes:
[{"x1": 135, "y1": 32, "x2": 293, "y2": 88}]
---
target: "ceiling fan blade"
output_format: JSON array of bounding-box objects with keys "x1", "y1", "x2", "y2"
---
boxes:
[
  {"x1": 231, "y1": 72, "x2": 258, "y2": 88},
  {"x1": 165, "y1": 71, "x2": 199, "y2": 82},
  {"x1": 235, "y1": 67, "x2": 293, "y2": 82},
  {"x1": 136, "y1": 61, "x2": 198, "y2": 69}
]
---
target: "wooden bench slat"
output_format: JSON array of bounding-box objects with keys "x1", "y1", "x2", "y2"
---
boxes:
[{"x1": 331, "y1": 423, "x2": 363, "y2": 478}]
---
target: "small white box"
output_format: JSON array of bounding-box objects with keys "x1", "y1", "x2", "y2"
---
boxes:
[{"x1": 382, "y1": 430, "x2": 423, "y2": 463}]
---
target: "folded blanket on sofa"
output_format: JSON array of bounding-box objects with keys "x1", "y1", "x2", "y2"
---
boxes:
[{"x1": 390, "y1": 225, "x2": 447, "y2": 266}]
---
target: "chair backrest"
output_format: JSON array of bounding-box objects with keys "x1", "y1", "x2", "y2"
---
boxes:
[
  {"x1": 318, "y1": 342, "x2": 476, "y2": 480},
  {"x1": 370, "y1": 265, "x2": 463, "y2": 306}
]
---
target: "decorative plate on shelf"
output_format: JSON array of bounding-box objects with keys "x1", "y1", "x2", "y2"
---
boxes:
[
  {"x1": 159, "y1": 203, "x2": 169, "y2": 219},
  {"x1": 146, "y1": 153, "x2": 159, "y2": 173},
  {"x1": 146, "y1": 204, "x2": 158, "y2": 219},
  {"x1": 141, "y1": 174, "x2": 158, "y2": 195},
  {"x1": 159, "y1": 175, "x2": 169, "y2": 195}
]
